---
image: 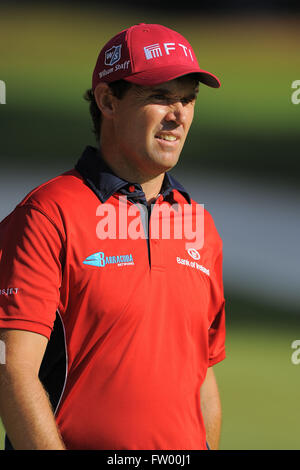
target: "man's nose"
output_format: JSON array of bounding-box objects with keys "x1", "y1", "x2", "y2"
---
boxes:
[{"x1": 164, "y1": 101, "x2": 186, "y2": 125}]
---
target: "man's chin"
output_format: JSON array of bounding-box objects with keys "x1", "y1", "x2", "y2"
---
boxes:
[{"x1": 152, "y1": 152, "x2": 181, "y2": 173}]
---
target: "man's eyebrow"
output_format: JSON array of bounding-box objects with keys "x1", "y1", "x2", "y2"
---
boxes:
[
  {"x1": 148, "y1": 87, "x2": 173, "y2": 95},
  {"x1": 148, "y1": 87, "x2": 199, "y2": 98}
]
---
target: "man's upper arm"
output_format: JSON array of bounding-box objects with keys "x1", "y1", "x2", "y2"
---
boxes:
[
  {"x1": 0, "y1": 205, "x2": 64, "y2": 339},
  {"x1": 0, "y1": 329, "x2": 48, "y2": 376}
]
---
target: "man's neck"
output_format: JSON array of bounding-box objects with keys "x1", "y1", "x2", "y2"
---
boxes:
[
  {"x1": 139, "y1": 174, "x2": 165, "y2": 204},
  {"x1": 99, "y1": 146, "x2": 165, "y2": 204}
]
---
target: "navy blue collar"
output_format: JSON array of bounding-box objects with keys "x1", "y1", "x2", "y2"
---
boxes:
[{"x1": 75, "y1": 146, "x2": 191, "y2": 205}]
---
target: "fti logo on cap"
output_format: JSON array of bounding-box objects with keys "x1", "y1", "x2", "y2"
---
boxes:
[
  {"x1": 144, "y1": 44, "x2": 162, "y2": 60},
  {"x1": 144, "y1": 42, "x2": 194, "y2": 62},
  {"x1": 104, "y1": 45, "x2": 122, "y2": 66}
]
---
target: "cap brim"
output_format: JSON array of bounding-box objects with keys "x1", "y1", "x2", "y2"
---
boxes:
[{"x1": 124, "y1": 64, "x2": 220, "y2": 88}]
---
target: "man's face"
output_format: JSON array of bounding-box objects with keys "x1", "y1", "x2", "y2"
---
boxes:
[{"x1": 111, "y1": 76, "x2": 199, "y2": 181}]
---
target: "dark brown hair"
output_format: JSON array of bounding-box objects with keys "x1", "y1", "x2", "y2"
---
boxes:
[{"x1": 84, "y1": 80, "x2": 132, "y2": 141}]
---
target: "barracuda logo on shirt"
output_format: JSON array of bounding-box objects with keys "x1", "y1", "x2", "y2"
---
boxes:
[{"x1": 83, "y1": 251, "x2": 134, "y2": 268}]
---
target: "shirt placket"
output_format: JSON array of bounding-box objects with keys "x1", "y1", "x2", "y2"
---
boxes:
[{"x1": 148, "y1": 195, "x2": 166, "y2": 272}]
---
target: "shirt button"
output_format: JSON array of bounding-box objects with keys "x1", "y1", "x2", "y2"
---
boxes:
[{"x1": 128, "y1": 185, "x2": 135, "y2": 193}]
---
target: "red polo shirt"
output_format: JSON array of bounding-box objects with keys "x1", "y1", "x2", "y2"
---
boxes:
[{"x1": 0, "y1": 146, "x2": 225, "y2": 450}]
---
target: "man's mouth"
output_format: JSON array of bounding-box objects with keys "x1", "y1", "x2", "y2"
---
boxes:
[{"x1": 155, "y1": 133, "x2": 178, "y2": 142}]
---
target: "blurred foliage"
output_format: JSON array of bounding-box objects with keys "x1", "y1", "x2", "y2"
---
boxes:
[
  {"x1": 215, "y1": 293, "x2": 300, "y2": 449},
  {"x1": 0, "y1": 421, "x2": 4, "y2": 450},
  {"x1": 0, "y1": 4, "x2": 299, "y2": 181}
]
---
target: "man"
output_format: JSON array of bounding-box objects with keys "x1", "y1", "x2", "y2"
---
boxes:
[{"x1": 0, "y1": 23, "x2": 225, "y2": 450}]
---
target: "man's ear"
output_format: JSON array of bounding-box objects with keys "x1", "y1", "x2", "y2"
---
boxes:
[{"x1": 94, "y1": 83, "x2": 115, "y2": 119}]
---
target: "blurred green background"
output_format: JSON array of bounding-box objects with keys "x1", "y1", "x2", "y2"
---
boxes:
[
  {"x1": 0, "y1": 1, "x2": 299, "y2": 450},
  {"x1": 0, "y1": 2, "x2": 299, "y2": 179}
]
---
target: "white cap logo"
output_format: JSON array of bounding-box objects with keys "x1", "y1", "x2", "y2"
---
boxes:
[{"x1": 104, "y1": 44, "x2": 122, "y2": 66}]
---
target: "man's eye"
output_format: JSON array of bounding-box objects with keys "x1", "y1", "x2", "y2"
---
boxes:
[
  {"x1": 181, "y1": 97, "x2": 195, "y2": 105},
  {"x1": 152, "y1": 94, "x2": 167, "y2": 101},
  {"x1": 151, "y1": 95, "x2": 195, "y2": 104}
]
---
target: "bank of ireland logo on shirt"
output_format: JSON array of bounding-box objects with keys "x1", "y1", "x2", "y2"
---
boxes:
[
  {"x1": 83, "y1": 251, "x2": 134, "y2": 268},
  {"x1": 176, "y1": 247, "x2": 210, "y2": 276},
  {"x1": 104, "y1": 44, "x2": 122, "y2": 66},
  {"x1": 187, "y1": 248, "x2": 200, "y2": 261}
]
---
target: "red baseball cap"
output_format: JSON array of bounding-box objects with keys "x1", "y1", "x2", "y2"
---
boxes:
[{"x1": 92, "y1": 23, "x2": 220, "y2": 90}]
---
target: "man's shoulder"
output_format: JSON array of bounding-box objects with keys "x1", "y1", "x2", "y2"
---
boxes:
[
  {"x1": 17, "y1": 169, "x2": 90, "y2": 211},
  {"x1": 11, "y1": 169, "x2": 95, "y2": 228},
  {"x1": 188, "y1": 196, "x2": 223, "y2": 247},
  {"x1": 189, "y1": 196, "x2": 215, "y2": 222},
  {"x1": 170, "y1": 182, "x2": 222, "y2": 246}
]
